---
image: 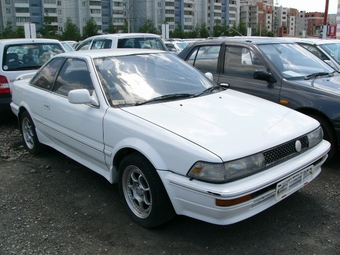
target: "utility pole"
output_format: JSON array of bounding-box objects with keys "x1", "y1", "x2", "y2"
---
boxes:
[{"x1": 322, "y1": 0, "x2": 329, "y2": 39}]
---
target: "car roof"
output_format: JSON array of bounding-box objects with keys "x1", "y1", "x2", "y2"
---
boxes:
[
  {"x1": 56, "y1": 48, "x2": 167, "y2": 59},
  {"x1": 187, "y1": 36, "x2": 295, "y2": 46},
  {"x1": 0, "y1": 38, "x2": 62, "y2": 46},
  {"x1": 85, "y1": 33, "x2": 162, "y2": 40},
  {"x1": 289, "y1": 38, "x2": 340, "y2": 45}
]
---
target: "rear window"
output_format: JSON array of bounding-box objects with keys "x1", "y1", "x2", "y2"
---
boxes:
[
  {"x1": 2, "y1": 43, "x2": 64, "y2": 71},
  {"x1": 117, "y1": 37, "x2": 167, "y2": 50}
]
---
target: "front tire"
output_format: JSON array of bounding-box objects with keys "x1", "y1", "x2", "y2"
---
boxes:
[
  {"x1": 20, "y1": 111, "x2": 44, "y2": 154},
  {"x1": 118, "y1": 153, "x2": 175, "y2": 228}
]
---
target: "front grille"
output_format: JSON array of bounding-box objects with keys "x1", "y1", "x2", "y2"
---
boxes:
[{"x1": 263, "y1": 135, "x2": 309, "y2": 166}]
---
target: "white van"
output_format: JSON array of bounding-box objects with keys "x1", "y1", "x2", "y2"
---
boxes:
[
  {"x1": 0, "y1": 38, "x2": 65, "y2": 115},
  {"x1": 75, "y1": 33, "x2": 167, "y2": 51}
]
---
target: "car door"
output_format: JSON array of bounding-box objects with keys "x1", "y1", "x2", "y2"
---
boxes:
[
  {"x1": 185, "y1": 45, "x2": 221, "y2": 84},
  {"x1": 41, "y1": 57, "x2": 108, "y2": 171},
  {"x1": 217, "y1": 45, "x2": 281, "y2": 103}
]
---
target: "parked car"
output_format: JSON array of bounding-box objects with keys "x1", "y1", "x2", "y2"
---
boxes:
[
  {"x1": 178, "y1": 37, "x2": 340, "y2": 160},
  {"x1": 292, "y1": 38, "x2": 340, "y2": 72},
  {"x1": 0, "y1": 38, "x2": 65, "y2": 115},
  {"x1": 62, "y1": 40, "x2": 78, "y2": 49},
  {"x1": 75, "y1": 33, "x2": 167, "y2": 51},
  {"x1": 61, "y1": 41, "x2": 75, "y2": 52},
  {"x1": 10, "y1": 49, "x2": 329, "y2": 227},
  {"x1": 164, "y1": 40, "x2": 189, "y2": 54}
]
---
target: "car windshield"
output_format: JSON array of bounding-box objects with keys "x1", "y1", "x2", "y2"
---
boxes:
[
  {"x1": 94, "y1": 53, "x2": 214, "y2": 107},
  {"x1": 258, "y1": 43, "x2": 334, "y2": 80},
  {"x1": 319, "y1": 42, "x2": 340, "y2": 64},
  {"x1": 3, "y1": 43, "x2": 64, "y2": 71}
]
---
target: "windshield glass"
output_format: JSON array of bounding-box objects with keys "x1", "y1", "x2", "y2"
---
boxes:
[
  {"x1": 258, "y1": 43, "x2": 333, "y2": 79},
  {"x1": 320, "y1": 42, "x2": 340, "y2": 64},
  {"x1": 94, "y1": 53, "x2": 214, "y2": 107}
]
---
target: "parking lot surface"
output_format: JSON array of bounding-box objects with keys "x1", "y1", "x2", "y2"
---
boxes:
[{"x1": 0, "y1": 117, "x2": 339, "y2": 255}]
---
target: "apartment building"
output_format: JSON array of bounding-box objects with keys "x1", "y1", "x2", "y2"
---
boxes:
[{"x1": 0, "y1": 0, "x2": 336, "y2": 38}]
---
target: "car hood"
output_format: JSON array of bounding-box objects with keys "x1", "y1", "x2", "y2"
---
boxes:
[
  {"x1": 123, "y1": 90, "x2": 318, "y2": 161},
  {"x1": 293, "y1": 75, "x2": 340, "y2": 96}
]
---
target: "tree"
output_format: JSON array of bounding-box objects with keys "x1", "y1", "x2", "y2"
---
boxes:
[
  {"x1": 170, "y1": 23, "x2": 185, "y2": 38},
  {"x1": 237, "y1": 20, "x2": 247, "y2": 36},
  {"x1": 212, "y1": 20, "x2": 223, "y2": 37},
  {"x1": 104, "y1": 17, "x2": 117, "y2": 34},
  {"x1": 38, "y1": 12, "x2": 58, "y2": 39},
  {"x1": 61, "y1": 18, "x2": 81, "y2": 41},
  {"x1": 186, "y1": 24, "x2": 200, "y2": 38},
  {"x1": 199, "y1": 23, "x2": 210, "y2": 38},
  {"x1": 16, "y1": 26, "x2": 25, "y2": 38},
  {"x1": 2, "y1": 21, "x2": 17, "y2": 38},
  {"x1": 82, "y1": 17, "x2": 98, "y2": 39},
  {"x1": 138, "y1": 19, "x2": 158, "y2": 34}
]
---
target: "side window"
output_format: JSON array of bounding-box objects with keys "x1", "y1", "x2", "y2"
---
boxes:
[
  {"x1": 187, "y1": 46, "x2": 220, "y2": 73},
  {"x1": 301, "y1": 44, "x2": 329, "y2": 61},
  {"x1": 91, "y1": 39, "x2": 106, "y2": 49},
  {"x1": 53, "y1": 58, "x2": 94, "y2": 97},
  {"x1": 76, "y1": 40, "x2": 92, "y2": 51},
  {"x1": 224, "y1": 46, "x2": 265, "y2": 78},
  {"x1": 30, "y1": 57, "x2": 64, "y2": 90},
  {"x1": 103, "y1": 39, "x2": 112, "y2": 49},
  {"x1": 118, "y1": 39, "x2": 135, "y2": 48}
]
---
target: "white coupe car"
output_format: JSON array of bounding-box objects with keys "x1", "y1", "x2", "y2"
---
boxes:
[{"x1": 10, "y1": 49, "x2": 330, "y2": 228}]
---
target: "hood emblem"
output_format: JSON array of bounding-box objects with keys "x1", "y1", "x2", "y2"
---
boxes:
[{"x1": 295, "y1": 140, "x2": 302, "y2": 153}]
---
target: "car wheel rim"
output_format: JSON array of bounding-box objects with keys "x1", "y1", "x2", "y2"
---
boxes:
[
  {"x1": 22, "y1": 117, "x2": 34, "y2": 149},
  {"x1": 122, "y1": 165, "x2": 152, "y2": 219}
]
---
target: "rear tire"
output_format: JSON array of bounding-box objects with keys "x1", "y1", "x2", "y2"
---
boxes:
[
  {"x1": 20, "y1": 111, "x2": 44, "y2": 154},
  {"x1": 118, "y1": 152, "x2": 175, "y2": 228}
]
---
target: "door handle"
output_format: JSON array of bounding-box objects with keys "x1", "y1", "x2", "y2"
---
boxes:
[{"x1": 43, "y1": 102, "x2": 50, "y2": 110}]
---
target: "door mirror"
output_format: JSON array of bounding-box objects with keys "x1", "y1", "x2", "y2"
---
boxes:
[
  {"x1": 205, "y1": 72, "x2": 213, "y2": 81},
  {"x1": 253, "y1": 70, "x2": 277, "y2": 83},
  {"x1": 68, "y1": 89, "x2": 99, "y2": 106}
]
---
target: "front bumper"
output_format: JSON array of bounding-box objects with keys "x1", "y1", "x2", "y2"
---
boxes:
[{"x1": 158, "y1": 140, "x2": 330, "y2": 225}]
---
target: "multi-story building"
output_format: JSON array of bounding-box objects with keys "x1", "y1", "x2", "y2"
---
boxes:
[{"x1": 0, "y1": 0, "x2": 336, "y2": 38}]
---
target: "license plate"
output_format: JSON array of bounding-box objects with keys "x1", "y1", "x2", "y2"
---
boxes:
[{"x1": 276, "y1": 166, "x2": 314, "y2": 201}]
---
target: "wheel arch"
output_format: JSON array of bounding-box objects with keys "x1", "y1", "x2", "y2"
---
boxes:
[
  {"x1": 110, "y1": 140, "x2": 168, "y2": 184},
  {"x1": 297, "y1": 107, "x2": 337, "y2": 159}
]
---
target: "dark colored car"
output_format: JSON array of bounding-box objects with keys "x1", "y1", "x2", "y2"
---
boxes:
[{"x1": 178, "y1": 37, "x2": 340, "y2": 160}]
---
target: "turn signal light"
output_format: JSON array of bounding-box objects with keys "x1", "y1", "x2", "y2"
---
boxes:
[{"x1": 216, "y1": 194, "x2": 252, "y2": 207}]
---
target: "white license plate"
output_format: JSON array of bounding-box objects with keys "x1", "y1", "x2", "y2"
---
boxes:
[{"x1": 276, "y1": 166, "x2": 314, "y2": 201}]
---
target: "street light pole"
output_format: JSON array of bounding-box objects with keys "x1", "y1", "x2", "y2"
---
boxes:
[
  {"x1": 124, "y1": 4, "x2": 132, "y2": 33},
  {"x1": 322, "y1": 0, "x2": 329, "y2": 39}
]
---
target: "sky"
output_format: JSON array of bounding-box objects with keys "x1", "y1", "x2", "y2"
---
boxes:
[{"x1": 280, "y1": 0, "x2": 338, "y2": 13}]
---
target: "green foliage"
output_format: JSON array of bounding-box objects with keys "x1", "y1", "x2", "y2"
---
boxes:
[
  {"x1": 199, "y1": 23, "x2": 210, "y2": 38},
  {"x1": 104, "y1": 17, "x2": 118, "y2": 34},
  {"x1": 170, "y1": 23, "x2": 185, "y2": 38},
  {"x1": 2, "y1": 21, "x2": 18, "y2": 38},
  {"x1": 61, "y1": 17, "x2": 81, "y2": 41},
  {"x1": 82, "y1": 17, "x2": 99, "y2": 39},
  {"x1": 138, "y1": 19, "x2": 158, "y2": 34},
  {"x1": 16, "y1": 26, "x2": 25, "y2": 38},
  {"x1": 38, "y1": 13, "x2": 58, "y2": 39}
]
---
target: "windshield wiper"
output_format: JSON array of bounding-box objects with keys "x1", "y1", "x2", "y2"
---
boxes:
[
  {"x1": 193, "y1": 85, "x2": 227, "y2": 97},
  {"x1": 304, "y1": 72, "x2": 332, "y2": 80},
  {"x1": 135, "y1": 93, "x2": 193, "y2": 106}
]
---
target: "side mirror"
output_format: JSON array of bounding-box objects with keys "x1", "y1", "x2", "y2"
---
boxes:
[
  {"x1": 253, "y1": 70, "x2": 277, "y2": 83},
  {"x1": 205, "y1": 72, "x2": 213, "y2": 81},
  {"x1": 68, "y1": 89, "x2": 99, "y2": 106}
]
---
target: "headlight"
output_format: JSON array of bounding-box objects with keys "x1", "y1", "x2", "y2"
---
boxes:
[
  {"x1": 307, "y1": 126, "x2": 323, "y2": 148},
  {"x1": 188, "y1": 153, "x2": 266, "y2": 183},
  {"x1": 188, "y1": 127, "x2": 323, "y2": 184}
]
